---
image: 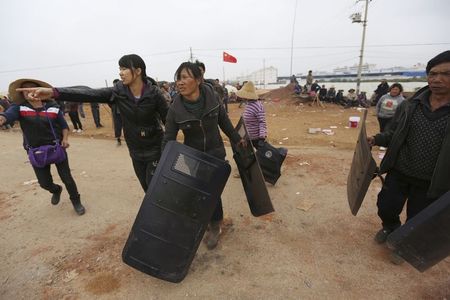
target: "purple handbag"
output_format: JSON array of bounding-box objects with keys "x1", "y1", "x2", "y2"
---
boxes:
[
  {"x1": 25, "y1": 108, "x2": 67, "y2": 168},
  {"x1": 28, "y1": 143, "x2": 66, "y2": 168}
]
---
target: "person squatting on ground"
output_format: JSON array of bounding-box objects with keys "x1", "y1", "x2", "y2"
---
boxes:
[
  {"x1": 367, "y1": 50, "x2": 450, "y2": 264},
  {"x1": 17, "y1": 54, "x2": 169, "y2": 192},
  {"x1": 162, "y1": 61, "x2": 244, "y2": 250},
  {"x1": 375, "y1": 83, "x2": 405, "y2": 132},
  {"x1": 0, "y1": 79, "x2": 86, "y2": 215},
  {"x1": 238, "y1": 81, "x2": 267, "y2": 150}
]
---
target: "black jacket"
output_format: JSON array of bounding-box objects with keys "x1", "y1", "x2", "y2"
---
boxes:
[
  {"x1": 374, "y1": 86, "x2": 450, "y2": 198},
  {"x1": 55, "y1": 78, "x2": 168, "y2": 153},
  {"x1": 163, "y1": 83, "x2": 240, "y2": 159}
]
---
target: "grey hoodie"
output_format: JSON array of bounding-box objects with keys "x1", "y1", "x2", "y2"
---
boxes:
[{"x1": 376, "y1": 93, "x2": 405, "y2": 119}]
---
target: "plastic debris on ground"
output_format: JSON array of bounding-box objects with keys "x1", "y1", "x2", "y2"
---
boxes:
[
  {"x1": 308, "y1": 128, "x2": 321, "y2": 134},
  {"x1": 296, "y1": 199, "x2": 315, "y2": 211},
  {"x1": 23, "y1": 179, "x2": 38, "y2": 185},
  {"x1": 322, "y1": 129, "x2": 335, "y2": 136}
]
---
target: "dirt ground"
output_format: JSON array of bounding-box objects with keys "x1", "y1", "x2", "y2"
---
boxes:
[{"x1": 1, "y1": 97, "x2": 449, "y2": 300}]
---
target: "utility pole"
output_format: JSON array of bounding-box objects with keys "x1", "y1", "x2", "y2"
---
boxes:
[
  {"x1": 290, "y1": 0, "x2": 298, "y2": 76},
  {"x1": 354, "y1": 0, "x2": 369, "y2": 95}
]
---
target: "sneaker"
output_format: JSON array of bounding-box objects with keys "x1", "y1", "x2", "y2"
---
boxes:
[
  {"x1": 389, "y1": 250, "x2": 405, "y2": 265},
  {"x1": 116, "y1": 138, "x2": 122, "y2": 146},
  {"x1": 72, "y1": 129, "x2": 77, "y2": 133},
  {"x1": 374, "y1": 228, "x2": 392, "y2": 244},
  {"x1": 51, "y1": 185, "x2": 62, "y2": 205},
  {"x1": 77, "y1": 129, "x2": 82, "y2": 133}
]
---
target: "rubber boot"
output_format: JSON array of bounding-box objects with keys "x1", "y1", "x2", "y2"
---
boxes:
[
  {"x1": 51, "y1": 185, "x2": 63, "y2": 205},
  {"x1": 70, "y1": 195, "x2": 86, "y2": 216},
  {"x1": 205, "y1": 221, "x2": 222, "y2": 250}
]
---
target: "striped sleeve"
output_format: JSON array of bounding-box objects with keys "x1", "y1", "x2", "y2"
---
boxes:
[{"x1": 243, "y1": 101, "x2": 267, "y2": 140}]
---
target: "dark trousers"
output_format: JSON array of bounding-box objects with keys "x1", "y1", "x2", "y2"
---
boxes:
[
  {"x1": 68, "y1": 111, "x2": 83, "y2": 130},
  {"x1": 90, "y1": 103, "x2": 101, "y2": 127},
  {"x1": 377, "y1": 171, "x2": 435, "y2": 231},
  {"x1": 211, "y1": 198, "x2": 224, "y2": 222},
  {"x1": 377, "y1": 117, "x2": 392, "y2": 132},
  {"x1": 32, "y1": 156, "x2": 80, "y2": 203},
  {"x1": 131, "y1": 157, "x2": 158, "y2": 192},
  {"x1": 113, "y1": 113, "x2": 123, "y2": 138}
]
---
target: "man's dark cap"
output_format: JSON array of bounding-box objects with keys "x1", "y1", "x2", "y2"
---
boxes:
[{"x1": 426, "y1": 50, "x2": 450, "y2": 74}]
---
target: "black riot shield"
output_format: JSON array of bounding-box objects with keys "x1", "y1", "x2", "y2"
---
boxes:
[
  {"x1": 347, "y1": 110, "x2": 377, "y2": 216},
  {"x1": 122, "y1": 141, "x2": 231, "y2": 283},
  {"x1": 232, "y1": 117, "x2": 274, "y2": 217},
  {"x1": 255, "y1": 141, "x2": 288, "y2": 185},
  {"x1": 386, "y1": 191, "x2": 450, "y2": 272}
]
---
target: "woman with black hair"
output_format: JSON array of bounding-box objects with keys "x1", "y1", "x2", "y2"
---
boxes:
[
  {"x1": 376, "y1": 82, "x2": 405, "y2": 132},
  {"x1": 162, "y1": 61, "x2": 244, "y2": 250},
  {"x1": 17, "y1": 54, "x2": 169, "y2": 192}
]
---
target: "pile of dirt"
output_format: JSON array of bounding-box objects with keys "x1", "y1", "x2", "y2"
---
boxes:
[{"x1": 260, "y1": 83, "x2": 296, "y2": 102}]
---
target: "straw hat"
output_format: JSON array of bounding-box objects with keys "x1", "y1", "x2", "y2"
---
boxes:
[
  {"x1": 236, "y1": 81, "x2": 258, "y2": 100},
  {"x1": 8, "y1": 78, "x2": 52, "y2": 104}
]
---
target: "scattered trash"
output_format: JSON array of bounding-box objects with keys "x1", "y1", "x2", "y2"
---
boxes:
[
  {"x1": 356, "y1": 107, "x2": 366, "y2": 112},
  {"x1": 23, "y1": 179, "x2": 38, "y2": 185},
  {"x1": 296, "y1": 199, "x2": 315, "y2": 211},
  {"x1": 298, "y1": 161, "x2": 310, "y2": 166},
  {"x1": 282, "y1": 137, "x2": 289, "y2": 140},
  {"x1": 308, "y1": 128, "x2": 321, "y2": 134},
  {"x1": 62, "y1": 270, "x2": 78, "y2": 283},
  {"x1": 296, "y1": 192, "x2": 300, "y2": 195},
  {"x1": 349, "y1": 116, "x2": 361, "y2": 128},
  {"x1": 344, "y1": 126, "x2": 350, "y2": 129},
  {"x1": 80, "y1": 171, "x2": 87, "y2": 175},
  {"x1": 282, "y1": 128, "x2": 287, "y2": 131},
  {"x1": 329, "y1": 126, "x2": 337, "y2": 129},
  {"x1": 322, "y1": 129, "x2": 335, "y2": 136},
  {"x1": 304, "y1": 278, "x2": 313, "y2": 288},
  {"x1": 271, "y1": 114, "x2": 277, "y2": 117},
  {"x1": 278, "y1": 142, "x2": 283, "y2": 145}
]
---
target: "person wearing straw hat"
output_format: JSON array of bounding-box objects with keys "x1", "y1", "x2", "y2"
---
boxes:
[
  {"x1": 237, "y1": 81, "x2": 267, "y2": 149},
  {"x1": 162, "y1": 61, "x2": 245, "y2": 250},
  {"x1": 0, "y1": 79, "x2": 86, "y2": 215}
]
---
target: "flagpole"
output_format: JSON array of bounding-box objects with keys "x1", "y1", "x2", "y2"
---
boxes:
[{"x1": 223, "y1": 65, "x2": 225, "y2": 83}]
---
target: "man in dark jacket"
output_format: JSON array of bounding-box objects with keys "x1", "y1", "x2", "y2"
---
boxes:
[
  {"x1": 368, "y1": 51, "x2": 450, "y2": 263},
  {"x1": 372, "y1": 79, "x2": 389, "y2": 106}
]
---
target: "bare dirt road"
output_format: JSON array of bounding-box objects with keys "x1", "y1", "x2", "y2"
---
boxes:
[{"x1": 1, "y1": 101, "x2": 449, "y2": 299}]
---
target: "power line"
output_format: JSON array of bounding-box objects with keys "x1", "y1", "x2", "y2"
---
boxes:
[
  {"x1": 193, "y1": 42, "x2": 450, "y2": 51},
  {"x1": 0, "y1": 49, "x2": 187, "y2": 74}
]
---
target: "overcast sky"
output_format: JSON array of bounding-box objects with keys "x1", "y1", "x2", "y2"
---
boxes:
[{"x1": 1, "y1": 0, "x2": 449, "y2": 91}]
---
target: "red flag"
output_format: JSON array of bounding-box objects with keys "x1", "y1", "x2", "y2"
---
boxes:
[{"x1": 223, "y1": 51, "x2": 237, "y2": 63}]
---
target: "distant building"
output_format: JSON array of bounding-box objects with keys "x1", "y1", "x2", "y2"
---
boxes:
[
  {"x1": 236, "y1": 66, "x2": 278, "y2": 85},
  {"x1": 278, "y1": 63, "x2": 426, "y2": 82}
]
